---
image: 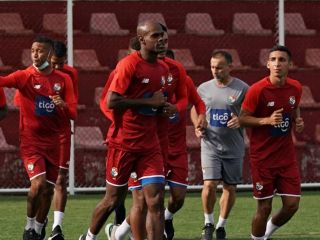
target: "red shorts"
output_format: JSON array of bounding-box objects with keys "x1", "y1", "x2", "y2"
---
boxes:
[
  {"x1": 20, "y1": 142, "x2": 60, "y2": 184},
  {"x1": 59, "y1": 131, "x2": 71, "y2": 169},
  {"x1": 251, "y1": 162, "x2": 301, "y2": 199},
  {"x1": 106, "y1": 146, "x2": 165, "y2": 186},
  {"x1": 166, "y1": 152, "x2": 188, "y2": 187}
]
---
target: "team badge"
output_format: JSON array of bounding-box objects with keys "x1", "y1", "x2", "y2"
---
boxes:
[
  {"x1": 53, "y1": 83, "x2": 62, "y2": 92},
  {"x1": 227, "y1": 95, "x2": 237, "y2": 104},
  {"x1": 289, "y1": 96, "x2": 296, "y2": 106},
  {"x1": 130, "y1": 172, "x2": 138, "y2": 181},
  {"x1": 256, "y1": 182, "x2": 263, "y2": 191},
  {"x1": 167, "y1": 74, "x2": 173, "y2": 83},
  {"x1": 111, "y1": 167, "x2": 118, "y2": 177},
  {"x1": 161, "y1": 76, "x2": 166, "y2": 86},
  {"x1": 27, "y1": 163, "x2": 34, "y2": 171},
  {"x1": 34, "y1": 84, "x2": 41, "y2": 89}
]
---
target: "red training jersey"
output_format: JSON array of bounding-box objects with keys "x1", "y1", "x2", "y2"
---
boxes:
[
  {"x1": 107, "y1": 51, "x2": 169, "y2": 151},
  {"x1": 168, "y1": 76, "x2": 206, "y2": 154},
  {"x1": 0, "y1": 66, "x2": 77, "y2": 146},
  {"x1": 99, "y1": 69, "x2": 115, "y2": 120},
  {"x1": 0, "y1": 87, "x2": 6, "y2": 107},
  {"x1": 241, "y1": 77, "x2": 302, "y2": 167}
]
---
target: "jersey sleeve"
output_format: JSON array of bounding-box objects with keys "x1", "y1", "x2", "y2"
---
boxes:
[
  {"x1": 0, "y1": 88, "x2": 6, "y2": 107},
  {"x1": 0, "y1": 70, "x2": 29, "y2": 89},
  {"x1": 99, "y1": 70, "x2": 115, "y2": 119},
  {"x1": 241, "y1": 83, "x2": 261, "y2": 113},
  {"x1": 186, "y1": 76, "x2": 206, "y2": 114},
  {"x1": 109, "y1": 58, "x2": 135, "y2": 95},
  {"x1": 173, "y1": 63, "x2": 188, "y2": 112},
  {"x1": 62, "y1": 74, "x2": 77, "y2": 120}
]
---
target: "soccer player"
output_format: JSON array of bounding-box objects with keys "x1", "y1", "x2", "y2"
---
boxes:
[
  {"x1": 239, "y1": 45, "x2": 304, "y2": 240},
  {"x1": 79, "y1": 20, "x2": 168, "y2": 240},
  {"x1": 0, "y1": 87, "x2": 8, "y2": 120},
  {"x1": 191, "y1": 50, "x2": 249, "y2": 240},
  {"x1": 49, "y1": 40, "x2": 79, "y2": 240},
  {"x1": 0, "y1": 35, "x2": 77, "y2": 240}
]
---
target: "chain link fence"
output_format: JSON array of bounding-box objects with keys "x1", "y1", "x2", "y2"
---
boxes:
[{"x1": 0, "y1": 0, "x2": 320, "y2": 191}]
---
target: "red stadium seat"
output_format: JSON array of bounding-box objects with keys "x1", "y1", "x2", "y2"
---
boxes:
[
  {"x1": 90, "y1": 13, "x2": 129, "y2": 36},
  {"x1": 285, "y1": 13, "x2": 316, "y2": 35},
  {"x1": 300, "y1": 85, "x2": 320, "y2": 108},
  {"x1": 0, "y1": 13, "x2": 33, "y2": 35},
  {"x1": 43, "y1": 13, "x2": 81, "y2": 34},
  {"x1": 185, "y1": 13, "x2": 224, "y2": 36},
  {"x1": 118, "y1": 49, "x2": 129, "y2": 61},
  {"x1": 3, "y1": 88, "x2": 18, "y2": 111},
  {"x1": 172, "y1": 49, "x2": 204, "y2": 71},
  {"x1": 75, "y1": 126, "x2": 105, "y2": 150},
  {"x1": 305, "y1": 48, "x2": 320, "y2": 68},
  {"x1": 215, "y1": 48, "x2": 251, "y2": 70},
  {"x1": 0, "y1": 57, "x2": 13, "y2": 72},
  {"x1": 0, "y1": 127, "x2": 17, "y2": 151},
  {"x1": 138, "y1": 13, "x2": 177, "y2": 35},
  {"x1": 21, "y1": 49, "x2": 32, "y2": 67},
  {"x1": 74, "y1": 49, "x2": 109, "y2": 71},
  {"x1": 232, "y1": 13, "x2": 272, "y2": 36},
  {"x1": 94, "y1": 87, "x2": 103, "y2": 106}
]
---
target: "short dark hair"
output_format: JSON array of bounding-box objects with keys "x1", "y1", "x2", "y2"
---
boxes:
[
  {"x1": 211, "y1": 50, "x2": 233, "y2": 64},
  {"x1": 33, "y1": 35, "x2": 54, "y2": 48},
  {"x1": 166, "y1": 49, "x2": 175, "y2": 59},
  {"x1": 159, "y1": 23, "x2": 167, "y2": 33},
  {"x1": 53, "y1": 41, "x2": 67, "y2": 58},
  {"x1": 129, "y1": 36, "x2": 141, "y2": 51},
  {"x1": 269, "y1": 45, "x2": 292, "y2": 60}
]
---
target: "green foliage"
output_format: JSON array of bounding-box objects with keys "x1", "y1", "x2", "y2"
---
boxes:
[{"x1": 1, "y1": 191, "x2": 319, "y2": 239}]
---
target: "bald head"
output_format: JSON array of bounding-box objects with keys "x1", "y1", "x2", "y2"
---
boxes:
[{"x1": 137, "y1": 20, "x2": 162, "y2": 37}]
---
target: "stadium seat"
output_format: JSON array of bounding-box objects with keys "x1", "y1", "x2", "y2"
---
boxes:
[
  {"x1": 21, "y1": 49, "x2": 32, "y2": 67},
  {"x1": 284, "y1": 13, "x2": 316, "y2": 35},
  {"x1": 90, "y1": 13, "x2": 129, "y2": 36},
  {"x1": 186, "y1": 125, "x2": 200, "y2": 150},
  {"x1": 232, "y1": 13, "x2": 272, "y2": 36},
  {"x1": 215, "y1": 48, "x2": 250, "y2": 70},
  {"x1": 259, "y1": 48, "x2": 298, "y2": 69},
  {"x1": 43, "y1": 13, "x2": 81, "y2": 34},
  {"x1": 300, "y1": 85, "x2": 320, "y2": 108},
  {"x1": 305, "y1": 48, "x2": 320, "y2": 68},
  {"x1": 138, "y1": 13, "x2": 177, "y2": 35},
  {"x1": 94, "y1": 87, "x2": 103, "y2": 106},
  {"x1": 3, "y1": 88, "x2": 18, "y2": 111},
  {"x1": 172, "y1": 49, "x2": 204, "y2": 71},
  {"x1": 118, "y1": 49, "x2": 129, "y2": 61},
  {"x1": 0, "y1": 13, "x2": 33, "y2": 35},
  {"x1": 0, "y1": 57, "x2": 13, "y2": 72},
  {"x1": 0, "y1": 127, "x2": 17, "y2": 151},
  {"x1": 73, "y1": 49, "x2": 109, "y2": 71},
  {"x1": 185, "y1": 13, "x2": 224, "y2": 36},
  {"x1": 75, "y1": 126, "x2": 105, "y2": 150}
]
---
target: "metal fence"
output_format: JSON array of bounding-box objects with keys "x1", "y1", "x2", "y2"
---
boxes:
[{"x1": 0, "y1": 0, "x2": 320, "y2": 193}]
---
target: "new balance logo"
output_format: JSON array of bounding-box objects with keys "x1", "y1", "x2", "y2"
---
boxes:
[
  {"x1": 141, "y1": 78, "x2": 149, "y2": 84},
  {"x1": 267, "y1": 101, "x2": 275, "y2": 107}
]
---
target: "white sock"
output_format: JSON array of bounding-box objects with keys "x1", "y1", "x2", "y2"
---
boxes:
[
  {"x1": 53, "y1": 211, "x2": 64, "y2": 230},
  {"x1": 86, "y1": 229, "x2": 97, "y2": 240},
  {"x1": 264, "y1": 218, "x2": 279, "y2": 239},
  {"x1": 250, "y1": 234, "x2": 265, "y2": 240},
  {"x1": 164, "y1": 208, "x2": 174, "y2": 220},
  {"x1": 115, "y1": 219, "x2": 131, "y2": 239},
  {"x1": 216, "y1": 216, "x2": 227, "y2": 228},
  {"x1": 204, "y1": 213, "x2": 214, "y2": 225},
  {"x1": 25, "y1": 216, "x2": 35, "y2": 230},
  {"x1": 34, "y1": 220, "x2": 44, "y2": 235}
]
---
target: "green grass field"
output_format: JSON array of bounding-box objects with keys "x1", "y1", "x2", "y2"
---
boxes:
[{"x1": 1, "y1": 190, "x2": 319, "y2": 239}]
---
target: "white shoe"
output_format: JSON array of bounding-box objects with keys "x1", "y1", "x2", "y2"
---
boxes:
[{"x1": 105, "y1": 223, "x2": 114, "y2": 240}]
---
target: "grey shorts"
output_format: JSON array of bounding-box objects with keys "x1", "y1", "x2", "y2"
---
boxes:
[{"x1": 201, "y1": 153, "x2": 243, "y2": 185}]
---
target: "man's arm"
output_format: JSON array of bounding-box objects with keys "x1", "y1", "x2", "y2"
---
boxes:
[
  {"x1": 0, "y1": 105, "x2": 8, "y2": 121},
  {"x1": 239, "y1": 108, "x2": 283, "y2": 127}
]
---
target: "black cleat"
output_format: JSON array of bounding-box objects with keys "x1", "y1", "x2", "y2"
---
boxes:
[
  {"x1": 40, "y1": 217, "x2": 48, "y2": 240},
  {"x1": 48, "y1": 225, "x2": 64, "y2": 240},
  {"x1": 200, "y1": 223, "x2": 215, "y2": 240},
  {"x1": 215, "y1": 227, "x2": 226, "y2": 240},
  {"x1": 23, "y1": 228, "x2": 41, "y2": 240},
  {"x1": 164, "y1": 219, "x2": 174, "y2": 240}
]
